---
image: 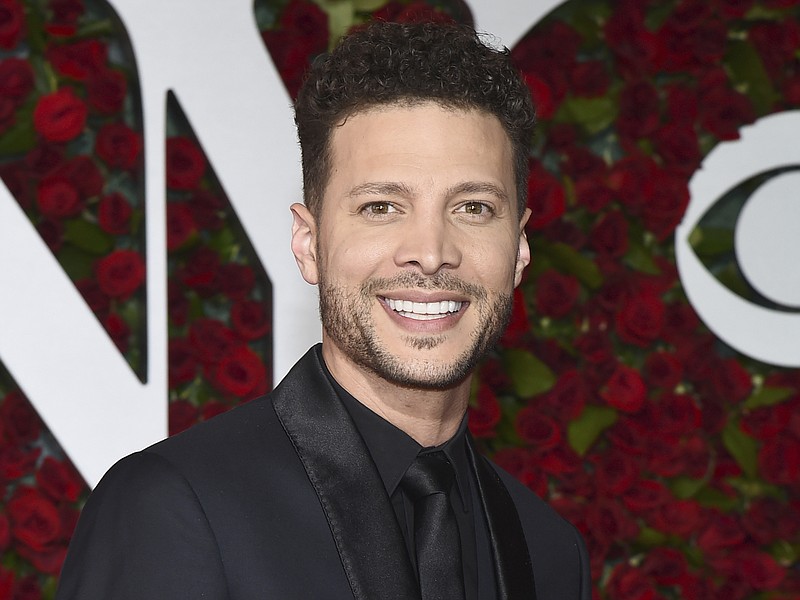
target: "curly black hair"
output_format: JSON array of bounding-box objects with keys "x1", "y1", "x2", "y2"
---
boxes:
[{"x1": 294, "y1": 21, "x2": 536, "y2": 219}]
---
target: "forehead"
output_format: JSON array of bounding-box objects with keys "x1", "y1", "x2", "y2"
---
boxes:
[{"x1": 326, "y1": 102, "x2": 515, "y2": 189}]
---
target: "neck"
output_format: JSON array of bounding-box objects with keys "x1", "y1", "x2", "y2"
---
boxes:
[{"x1": 322, "y1": 344, "x2": 471, "y2": 447}]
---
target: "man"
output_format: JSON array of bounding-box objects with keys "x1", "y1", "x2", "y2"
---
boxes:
[{"x1": 57, "y1": 21, "x2": 590, "y2": 600}]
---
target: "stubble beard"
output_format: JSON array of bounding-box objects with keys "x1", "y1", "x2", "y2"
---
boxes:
[{"x1": 318, "y1": 269, "x2": 513, "y2": 390}]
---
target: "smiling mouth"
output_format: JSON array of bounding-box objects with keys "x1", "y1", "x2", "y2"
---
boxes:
[{"x1": 384, "y1": 298, "x2": 464, "y2": 321}]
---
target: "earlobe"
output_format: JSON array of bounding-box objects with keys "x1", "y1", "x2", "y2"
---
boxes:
[
  {"x1": 290, "y1": 203, "x2": 319, "y2": 285},
  {"x1": 514, "y1": 208, "x2": 532, "y2": 288}
]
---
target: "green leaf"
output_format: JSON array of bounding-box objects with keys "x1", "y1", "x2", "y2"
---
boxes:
[
  {"x1": 722, "y1": 419, "x2": 759, "y2": 478},
  {"x1": 64, "y1": 219, "x2": 114, "y2": 255},
  {"x1": 726, "y1": 40, "x2": 779, "y2": 114},
  {"x1": 624, "y1": 242, "x2": 661, "y2": 275},
  {"x1": 669, "y1": 477, "x2": 706, "y2": 499},
  {"x1": 57, "y1": 245, "x2": 95, "y2": 280},
  {"x1": 567, "y1": 405, "x2": 617, "y2": 456},
  {"x1": 315, "y1": 0, "x2": 355, "y2": 48},
  {"x1": 352, "y1": 0, "x2": 386, "y2": 11},
  {"x1": 694, "y1": 485, "x2": 740, "y2": 511},
  {"x1": 637, "y1": 526, "x2": 668, "y2": 547},
  {"x1": 501, "y1": 349, "x2": 556, "y2": 398},
  {"x1": 744, "y1": 387, "x2": 794, "y2": 410},
  {"x1": 689, "y1": 226, "x2": 735, "y2": 258},
  {"x1": 0, "y1": 108, "x2": 36, "y2": 155},
  {"x1": 537, "y1": 241, "x2": 604, "y2": 289},
  {"x1": 557, "y1": 96, "x2": 618, "y2": 135}
]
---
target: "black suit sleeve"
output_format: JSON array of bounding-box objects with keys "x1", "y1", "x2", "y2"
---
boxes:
[{"x1": 56, "y1": 451, "x2": 229, "y2": 600}]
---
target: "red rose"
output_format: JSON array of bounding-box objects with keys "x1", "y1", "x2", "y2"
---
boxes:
[
  {"x1": 652, "y1": 122, "x2": 701, "y2": 172},
  {"x1": 168, "y1": 280, "x2": 189, "y2": 327},
  {"x1": 45, "y1": 39, "x2": 107, "y2": 80},
  {"x1": 95, "y1": 122, "x2": 141, "y2": 169},
  {"x1": 36, "y1": 174, "x2": 82, "y2": 219},
  {"x1": 467, "y1": 384, "x2": 501, "y2": 438},
  {"x1": 166, "y1": 136, "x2": 206, "y2": 190},
  {"x1": 75, "y1": 277, "x2": 110, "y2": 314},
  {"x1": 604, "y1": 2, "x2": 659, "y2": 79},
  {"x1": 95, "y1": 249, "x2": 145, "y2": 299},
  {"x1": 742, "y1": 401, "x2": 794, "y2": 439},
  {"x1": 515, "y1": 406, "x2": 561, "y2": 449},
  {"x1": 0, "y1": 0, "x2": 25, "y2": 49},
  {"x1": 35, "y1": 457, "x2": 84, "y2": 502},
  {"x1": 562, "y1": 147, "x2": 606, "y2": 180},
  {"x1": 699, "y1": 84, "x2": 755, "y2": 141},
  {"x1": 650, "y1": 498, "x2": 704, "y2": 537},
  {"x1": 535, "y1": 269, "x2": 580, "y2": 318},
  {"x1": 231, "y1": 299, "x2": 270, "y2": 340},
  {"x1": 52, "y1": 155, "x2": 103, "y2": 198},
  {"x1": 666, "y1": 85, "x2": 698, "y2": 125},
  {"x1": 188, "y1": 191, "x2": 224, "y2": 230},
  {"x1": 697, "y1": 512, "x2": 746, "y2": 557},
  {"x1": 621, "y1": 478, "x2": 669, "y2": 514},
  {"x1": 0, "y1": 444, "x2": 40, "y2": 480},
  {"x1": 655, "y1": 392, "x2": 701, "y2": 437},
  {"x1": 749, "y1": 20, "x2": 800, "y2": 79},
  {"x1": 743, "y1": 497, "x2": 800, "y2": 546},
  {"x1": 217, "y1": 263, "x2": 255, "y2": 299},
  {"x1": 33, "y1": 88, "x2": 87, "y2": 142},
  {"x1": 512, "y1": 21, "x2": 581, "y2": 72},
  {"x1": 373, "y1": 0, "x2": 455, "y2": 24},
  {"x1": 8, "y1": 486, "x2": 61, "y2": 552},
  {"x1": 179, "y1": 247, "x2": 220, "y2": 296},
  {"x1": 590, "y1": 210, "x2": 628, "y2": 258},
  {"x1": 12, "y1": 574, "x2": 42, "y2": 600},
  {"x1": 37, "y1": 219, "x2": 64, "y2": 251},
  {"x1": 642, "y1": 547, "x2": 688, "y2": 587},
  {"x1": 602, "y1": 364, "x2": 647, "y2": 413},
  {"x1": 735, "y1": 550, "x2": 786, "y2": 591},
  {"x1": 0, "y1": 391, "x2": 42, "y2": 444},
  {"x1": 615, "y1": 292, "x2": 664, "y2": 347},
  {"x1": 574, "y1": 179, "x2": 614, "y2": 213},
  {"x1": 521, "y1": 72, "x2": 557, "y2": 120},
  {"x1": 169, "y1": 399, "x2": 198, "y2": 436},
  {"x1": 103, "y1": 312, "x2": 130, "y2": 353},
  {"x1": 759, "y1": 435, "x2": 800, "y2": 485},
  {"x1": 710, "y1": 358, "x2": 752, "y2": 404},
  {"x1": 166, "y1": 202, "x2": 196, "y2": 250},
  {"x1": 97, "y1": 192, "x2": 132, "y2": 235},
  {"x1": 213, "y1": 346, "x2": 266, "y2": 398},
  {"x1": 0, "y1": 57, "x2": 33, "y2": 101},
  {"x1": 569, "y1": 60, "x2": 609, "y2": 98},
  {"x1": 188, "y1": 318, "x2": 239, "y2": 364},
  {"x1": 87, "y1": 68, "x2": 126, "y2": 114},
  {"x1": 500, "y1": 288, "x2": 530, "y2": 346},
  {"x1": 541, "y1": 370, "x2": 587, "y2": 420},
  {"x1": 616, "y1": 80, "x2": 660, "y2": 139},
  {"x1": 590, "y1": 450, "x2": 638, "y2": 496},
  {"x1": 605, "y1": 563, "x2": 657, "y2": 600},
  {"x1": 0, "y1": 513, "x2": 9, "y2": 551},
  {"x1": 168, "y1": 338, "x2": 197, "y2": 388},
  {"x1": 526, "y1": 163, "x2": 565, "y2": 230},
  {"x1": 585, "y1": 498, "x2": 639, "y2": 545}
]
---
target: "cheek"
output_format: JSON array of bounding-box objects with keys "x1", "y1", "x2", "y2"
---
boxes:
[{"x1": 321, "y1": 232, "x2": 392, "y2": 282}]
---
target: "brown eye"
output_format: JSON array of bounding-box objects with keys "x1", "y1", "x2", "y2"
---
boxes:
[
  {"x1": 361, "y1": 201, "x2": 397, "y2": 216},
  {"x1": 461, "y1": 202, "x2": 491, "y2": 215}
]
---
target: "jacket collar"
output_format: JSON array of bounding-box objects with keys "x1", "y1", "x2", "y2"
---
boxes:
[{"x1": 271, "y1": 345, "x2": 536, "y2": 599}]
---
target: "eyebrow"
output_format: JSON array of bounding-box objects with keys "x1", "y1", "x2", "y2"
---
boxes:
[
  {"x1": 347, "y1": 182, "x2": 414, "y2": 198},
  {"x1": 446, "y1": 181, "x2": 509, "y2": 203},
  {"x1": 347, "y1": 181, "x2": 509, "y2": 203}
]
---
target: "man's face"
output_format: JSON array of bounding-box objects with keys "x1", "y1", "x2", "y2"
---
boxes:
[{"x1": 292, "y1": 102, "x2": 530, "y2": 390}]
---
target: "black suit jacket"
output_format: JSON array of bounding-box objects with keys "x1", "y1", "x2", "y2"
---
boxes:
[{"x1": 57, "y1": 346, "x2": 591, "y2": 599}]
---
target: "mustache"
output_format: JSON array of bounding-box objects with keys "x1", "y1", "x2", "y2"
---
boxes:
[{"x1": 363, "y1": 272, "x2": 487, "y2": 301}]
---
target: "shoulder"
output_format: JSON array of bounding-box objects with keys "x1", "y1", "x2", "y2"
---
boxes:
[{"x1": 487, "y1": 458, "x2": 592, "y2": 600}]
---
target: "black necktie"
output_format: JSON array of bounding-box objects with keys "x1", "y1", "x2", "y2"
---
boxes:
[{"x1": 401, "y1": 451, "x2": 466, "y2": 600}]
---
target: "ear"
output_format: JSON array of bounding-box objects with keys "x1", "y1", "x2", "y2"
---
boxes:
[
  {"x1": 290, "y1": 203, "x2": 319, "y2": 285},
  {"x1": 514, "y1": 207, "x2": 532, "y2": 288}
]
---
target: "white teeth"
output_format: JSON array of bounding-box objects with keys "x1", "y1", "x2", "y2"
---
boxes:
[{"x1": 385, "y1": 297, "x2": 463, "y2": 318}]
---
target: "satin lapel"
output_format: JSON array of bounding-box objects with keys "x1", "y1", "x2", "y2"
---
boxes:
[
  {"x1": 467, "y1": 437, "x2": 537, "y2": 600},
  {"x1": 271, "y1": 347, "x2": 420, "y2": 600}
]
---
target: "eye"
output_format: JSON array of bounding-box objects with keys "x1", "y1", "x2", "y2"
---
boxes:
[
  {"x1": 360, "y1": 201, "x2": 397, "y2": 216},
  {"x1": 457, "y1": 201, "x2": 494, "y2": 216}
]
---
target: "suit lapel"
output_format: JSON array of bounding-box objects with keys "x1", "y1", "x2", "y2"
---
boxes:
[
  {"x1": 271, "y1": 347, "x2": 420, "y2": 600},
  {"x1": 467, "y1": 436, "x2": 537, "y2": 600}
]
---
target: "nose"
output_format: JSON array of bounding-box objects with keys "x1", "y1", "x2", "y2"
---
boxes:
[{"x1": 394, "y1": 211, "x2": 462, "y2": 275}]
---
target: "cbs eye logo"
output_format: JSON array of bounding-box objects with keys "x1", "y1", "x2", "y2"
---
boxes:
[{"x1": 675, "y1": 111, "x2": 800, "y2": 368}]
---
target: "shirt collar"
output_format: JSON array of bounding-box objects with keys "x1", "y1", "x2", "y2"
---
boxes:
[{"x1": 320, "y1": 357, "x2": 471, "y2": 509}]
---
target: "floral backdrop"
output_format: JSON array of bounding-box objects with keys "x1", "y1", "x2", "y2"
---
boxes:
[{"x1": 0, "y1": 0, "x2": 799, "y2": 598}]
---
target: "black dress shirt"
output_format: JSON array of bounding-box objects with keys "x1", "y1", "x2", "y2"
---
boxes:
[{"x1": 322, "y1": 364, "x2": 497, "y2": 600}]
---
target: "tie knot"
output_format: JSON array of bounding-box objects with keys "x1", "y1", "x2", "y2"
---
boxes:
[{"x1": 401, "y1": 451, "x2": 455, "y2": 501}]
